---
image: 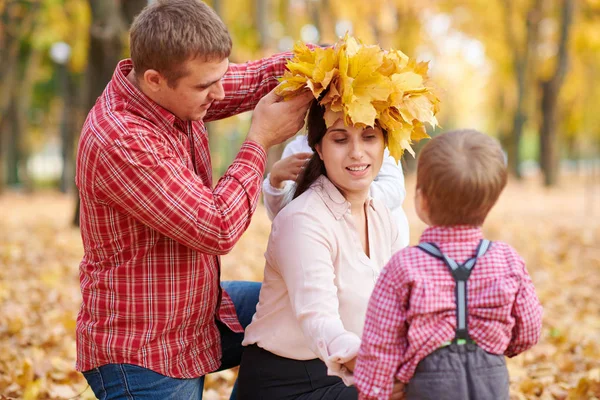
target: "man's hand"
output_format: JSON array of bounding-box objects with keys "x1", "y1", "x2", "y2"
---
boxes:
[
  {"x1": 269, "y1": 152, "x2": 312, "y2": 189},
  {"x1": 247, "y1": 89, "x2": 313, "y2": 150},
  {"x1": 390, "y1": 380, "x2": 406, "y2": 400}
]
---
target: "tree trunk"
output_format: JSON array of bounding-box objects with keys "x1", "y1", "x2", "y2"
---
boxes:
[
  {"x1": 0, "y1": 1, "x2": 40, "y2": 193},
  {"x1": 60, "y1": 64, "x2": 77, "y2": 193},
  {"x1": 539, "y1": 0, "x2": 574, "y2": 186},
  {"x1": 5, "y1": 101, "x2": 20, "y2": 186},
  {"x1": 502, "y1": 0, "x2": 542, "y2": 179},
  {"x1": 122, "y1": 0, "x2": 148, "y2": 25},
  {"x1": 539, "y1": 80, "x2": 559, "y2": 186},
  {"x1": 256, "y1": 0, "x2": 270, "y2": 49},
  {"x1": 74, "y1": 0, "x2": 147, "y2": 225},
  {"x1": 212, "y1": 0, "x2": 221, "y2": 19}
]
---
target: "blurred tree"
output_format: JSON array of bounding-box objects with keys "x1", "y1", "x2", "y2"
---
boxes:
[
  {"x1": 502, "y1": 0, "x2": 542, "y2": 178},
  {"x1": 538, "y1": 0, "x2": 574, "y2": 186},
  {"x1": 0, "y1": 0, "x2": 41, "y2": 191},
  {"x1": 73, "y1": 0, "x2": 146, "y2": 226},
  {"x1": 436, "y1": 0, "x2": 541, "y2": 178}
]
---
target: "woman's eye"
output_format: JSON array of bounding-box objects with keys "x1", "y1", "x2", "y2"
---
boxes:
[
  {"x1": 334, "y1": 138, "x2": 347, "y2": 143},
  {"x1": 364, "y1": 135, "x2": 376, "y2": 140}
]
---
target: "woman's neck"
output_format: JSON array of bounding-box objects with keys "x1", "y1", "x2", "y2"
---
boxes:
[{"x1": 343, "y1": 190, "x2": 369, "y2": 216}]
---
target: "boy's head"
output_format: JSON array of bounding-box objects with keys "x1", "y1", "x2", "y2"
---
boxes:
[
  {"x1": 416, "y1": 129, "x2": 507, "y2": 227},
  {"x1": 130, "y1": 0, "x2": 231, "y2": 88}
]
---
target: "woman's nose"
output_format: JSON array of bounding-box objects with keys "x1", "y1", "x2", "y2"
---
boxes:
[{"x1": 349, "y1": 140, "x2": 364, "y2": 159}]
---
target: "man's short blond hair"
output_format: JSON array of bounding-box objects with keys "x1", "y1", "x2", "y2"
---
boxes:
[
  {"x1": 416, "y1": 129, "x2": 508, "y2": 226},
  {"x1": 130, "y1": 0, "x2": 232, "y2": 87}
]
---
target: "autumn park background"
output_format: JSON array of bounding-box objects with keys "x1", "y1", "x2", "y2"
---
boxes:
[{"x1": 0, "y1": 0, "x2": 599, "y2": 399}]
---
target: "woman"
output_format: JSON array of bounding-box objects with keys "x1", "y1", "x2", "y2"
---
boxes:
[
  {"x1": 261, "y1": 134, "x2": 410, "y2": 249},
  {"x1": 237, "y1": 101, "x2": 405, "y2": 399},
  {"x1": 237, "y1": 35, "x2": 439, "y2": 399}
]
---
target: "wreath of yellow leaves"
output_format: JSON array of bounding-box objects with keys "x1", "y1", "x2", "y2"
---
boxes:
[{"x1": 275, "y1": 35, "x2": 440, "y2": 161}]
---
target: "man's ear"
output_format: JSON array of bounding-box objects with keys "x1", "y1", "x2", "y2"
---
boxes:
[{"x1": 142, "y1": 69, "x2": 164, "y2": 92}]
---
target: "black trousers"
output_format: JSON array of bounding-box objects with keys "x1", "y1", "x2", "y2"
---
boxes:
[{"x1": 237, "y1": 345, "x2": 358, "y2": 400}]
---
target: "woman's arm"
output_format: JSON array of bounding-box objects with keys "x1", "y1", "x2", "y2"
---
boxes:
[{"x1": 268, "y1": 209, "x2": 360, "y2": 381}]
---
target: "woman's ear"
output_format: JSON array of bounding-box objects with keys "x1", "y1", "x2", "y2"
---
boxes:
[{"x1": 315, "y1": 143, "x2": 323, "y2": 160}]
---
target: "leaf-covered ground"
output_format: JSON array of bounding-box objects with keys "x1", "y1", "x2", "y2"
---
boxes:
[{"x1": 0, "y1": 174, "x2": 599, "y2": 399}]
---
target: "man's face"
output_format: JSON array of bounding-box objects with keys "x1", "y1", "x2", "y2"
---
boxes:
[{"x1": 156, "y1": 57, "x2": 229, "y2": 121}]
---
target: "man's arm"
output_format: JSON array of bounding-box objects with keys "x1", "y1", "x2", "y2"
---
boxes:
[
  {"x1": 94, "y1": 131, "x2": 265, "y2": 255},
  {"x1": 205, "y1": 52, "x2": 291, "y2": 122},
  {"x1": 92, "y1": 90, "x2": 312, "y2": 255}
]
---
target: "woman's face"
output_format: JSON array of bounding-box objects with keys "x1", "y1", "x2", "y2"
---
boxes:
[{"x1": 315, "y1": 118, "x2": 385, "y2": 200}]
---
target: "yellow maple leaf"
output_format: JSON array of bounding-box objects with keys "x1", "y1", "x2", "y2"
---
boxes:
[
  {"x1": 320, "y1": 79, "x2": 343, "y2": 113},
  {"x1": 276, "y1": 75, "x2": 307, "y2": 97},
  {"x1": 324, "y1": 109, "x2": 343, "y2": 128},
  {"x1": 411, "y1": 120, "x2": 430, "y2": 142},
  {"x1": 312, "y1": 47, "x2": 339, "y2": 89},
  {"x1": 274, "y1": 34, "x2": 440, "y2": 162},
  {"x1": 378, "y1": 49, "x2": 410, "y2": 76}
]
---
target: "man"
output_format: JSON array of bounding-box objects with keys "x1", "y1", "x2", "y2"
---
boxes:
[{"x1": 75, "y1": 0, "x2": 312, "y2": 398}]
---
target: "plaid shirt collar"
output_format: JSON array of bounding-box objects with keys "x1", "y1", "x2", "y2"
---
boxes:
[
  {"x1": 110, "y1": 59, "x2": 188, "y2": 132},
  {"x1": 419, "y1": 225, "x2": 484, "y2": 244}
]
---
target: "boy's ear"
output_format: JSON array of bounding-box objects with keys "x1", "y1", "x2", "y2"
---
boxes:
[{"x1": 416, "y1": 187, "x2": 429, "y2": 213}]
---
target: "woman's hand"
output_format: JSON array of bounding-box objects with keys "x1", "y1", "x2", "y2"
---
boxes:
[{"x1": 269, "y1": 152, "x2": 312, "y2": 189}]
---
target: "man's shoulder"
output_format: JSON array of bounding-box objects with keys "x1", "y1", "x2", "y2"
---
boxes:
[{"x1": 82, "y1": 96, "x2": 160, "y2": 146}]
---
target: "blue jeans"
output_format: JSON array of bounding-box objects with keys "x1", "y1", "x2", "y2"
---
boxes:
[{"x1": 82, "y1": 281, "x2": 260, "y2": 400}]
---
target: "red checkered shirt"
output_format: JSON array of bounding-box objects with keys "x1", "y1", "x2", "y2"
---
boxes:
[
  {"x1": 354, "y1": 226, "x2": 543, "y2": 400},
  {"x1": 75, "y1": 55, "x2": 289, "y2": 378}
]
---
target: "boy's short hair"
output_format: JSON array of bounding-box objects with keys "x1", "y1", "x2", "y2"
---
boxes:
[
  {"x1": 416, "y1": 129, "x2": 507, "y2": 226},
  {"x1": 130, "y1": 0, "x2": 232, "y2": 87}
]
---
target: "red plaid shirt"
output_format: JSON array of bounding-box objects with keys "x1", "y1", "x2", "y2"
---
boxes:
[
  {"x1": 75, "y1": 55, "x2": 289, "y2": 378},
  {"x1": 354, "y1": 226, "x2": 543, "y2": 400}
]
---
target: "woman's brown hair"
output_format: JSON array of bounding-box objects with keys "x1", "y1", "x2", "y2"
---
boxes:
[{"x1": 293, "y1": 101, "x2": 328, "y2": 199}]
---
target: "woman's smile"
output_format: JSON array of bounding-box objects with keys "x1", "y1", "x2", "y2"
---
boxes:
[{"x1": 346, "y1": 164, "x2": 371, "y2": 177}]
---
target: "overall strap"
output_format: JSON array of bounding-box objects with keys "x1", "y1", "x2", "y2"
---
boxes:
[{"x1": 417, "y1": 239, "x2": 492, "y2": 343}]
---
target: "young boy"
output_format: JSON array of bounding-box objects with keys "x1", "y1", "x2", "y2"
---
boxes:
[{"x1": 353, "y1": 129, "x2": 543, "y2": 400}]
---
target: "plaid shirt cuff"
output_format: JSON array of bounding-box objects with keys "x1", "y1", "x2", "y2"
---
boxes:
[{"x1": 235, "y1": 140, "x2": 267, "y2": 177}]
